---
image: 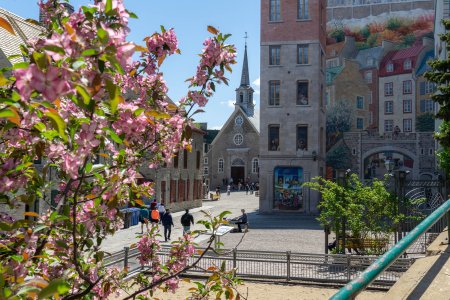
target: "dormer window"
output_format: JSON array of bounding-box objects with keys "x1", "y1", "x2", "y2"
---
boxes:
[
  {"x1": 386, "y1": 62, "x2": 393, "y2": 73},
  {"x1": 404, "y1": 59, "x2": 412, "y2": 70},
  {"x1": 366, "y1": 57, "x2": 374, "y2": 66}
]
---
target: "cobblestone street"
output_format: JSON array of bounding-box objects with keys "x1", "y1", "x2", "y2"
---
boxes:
[{"x1": 103, "y1": 191, "x2": 325, "y2": 254}]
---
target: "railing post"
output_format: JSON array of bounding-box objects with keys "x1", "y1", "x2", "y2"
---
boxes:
[
  {"x1": 346, "y1": 255, "x2": 351, "y2": 282},
  {"x1": 447, "y1": 211, "x2": 450, "y2": 245},
  {"x1": 232, "y1": 248, "x2": 237, "y2": 270},
  {"x1": 124, "y1": 246, "x2": 129, "y2": 271},
  {"x1": 286, "y1": 251, "x2": 291, "y2": 281}
]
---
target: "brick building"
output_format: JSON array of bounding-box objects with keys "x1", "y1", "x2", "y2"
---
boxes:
[{"x1": 259, "y1": 0, "x2": 326, "y2": 213}]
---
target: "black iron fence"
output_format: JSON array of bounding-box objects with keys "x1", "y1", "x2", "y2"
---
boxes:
[{"x1": 104, "y1": 246, "x2": 414, "y2": 289}]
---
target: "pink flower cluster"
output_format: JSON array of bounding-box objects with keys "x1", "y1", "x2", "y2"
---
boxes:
[
  {"x1": 146, "y1": 28, "x2": 179, "y2": 58},
  {"x1": 137, "y1": 232, "x2": 161, "y2": 267},
  {"x1": 0, "y1": 159, "x2": 28, "y2": 193}
]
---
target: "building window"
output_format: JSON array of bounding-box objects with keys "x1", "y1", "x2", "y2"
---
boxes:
[
  {"x1": 298, "y1": 0, "x2": 309, "y2": 19},
  {"x1": 403, "y1": 119, "x2": 412, "y2": 132},
  {"x1": 196, "y1": 151, "x2": 200, "y2": 169},
  {"x1": 420, "y1": 99, "x2": 434, "y2": 113},
  {"x1": 235, "y1": 115, "x2": 243, "y2": 125},
  {"x1": 404, "y1": 59, "x2": 412, "y2": 70},
  {"x1": 384, "y1": 82, "x2": 393, "y2": 96},
  {"x1": 364, "y1": 71, "x2": 372, "y2": 83},
  {"x1": 203, "y1": 166, "x2": 209, "y2": 175},
  {"x1": 385, "y1": 101, "x2": 393, "y2": 114},
  {"x1": 356, "y1": 96, "x2": 364, "y2": 109},
  {"x1": 403, "y1": 99, "x2": 412, "y2": 113},
  {"x1": 384, "y1": 120, "x2": 394, "y2": 132},
  {"x1": 425, "y1": 81, "x2": 436, "y2": 94},
  {"x1": 183, "y1": 149, "x2": 188, "y2": 169},
  {"x1": 403, "y1": 80, "x2": 412, "y2": 94},
  {"x1": 218, "y1": 158, "x2": 224, "y2": 173},
  {"x1": 429, "y1": 148, "x2": 434, "y2": 155},
  {"x1": 203, "y1": 157, "x2": 208, "y2": 164},
  {"x1": 252, "y1": 158, "x2": 259, "y2": 174},
  {"x1": 269, "y1": 0, "x2": 281, "y2": 21},
  {"x1": 239, "y1": 92, "x2": 244, "y2": 103},
  {"x1": 366, "y1": 57, "x2": 374, "y2": 67},
  {"x1": 269, "y1": 80, "x2": 280, "y2": 106},
  {"x1": 297, "y1": 125, "x2": 308, "y2": 150},
  {"x1": 386, "y1": 62, "x2": 393, "y2": 72},
  {"x1": 269, "y1": 45, "x2": 281, "y2": 65},
  {"x1": 297, "y1": 81, "x2": 309, "y2": 105},
  {"x1": 233, "y1": 133, "x2": 243, "y2": 145},
  {"x1": 269, "y1": 125, "x2": 280, "y2": 151},
  {"x1": 356, "y1": 118, "x2": 364, "y2": 129},
  {"x1": 297, "y1": 45, "x2": 309, "y2": 64}
]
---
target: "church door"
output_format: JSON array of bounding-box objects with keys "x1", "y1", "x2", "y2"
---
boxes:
[{"x1": 231, "y1": 166, "x2": 245, "y2": 184}]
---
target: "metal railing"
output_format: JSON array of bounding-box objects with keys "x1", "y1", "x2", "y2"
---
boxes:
[
  {"x1": 331, "y1": 198, "x2": 450, "y2": 299},
  {"x1": 104, "y1": 246, "x2": 414, "y2": 288}
]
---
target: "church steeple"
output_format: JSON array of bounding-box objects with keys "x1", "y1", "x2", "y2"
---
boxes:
[
  {"x1": 240, "y1": 44, "x2": 250, "y2": 87},
  {"x1": 235, "y1": 36, "x2": 254, "y2": 117}
]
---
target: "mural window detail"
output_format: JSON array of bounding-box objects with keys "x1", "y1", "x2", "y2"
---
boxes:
[
  {"x1": 386, "y1": 62, "x2": 393, "y2": 72},
  {"x1": 203, "y1": 157, "x2": 208, "y2": 164},
  {"x1": 269, "y1": 80, "x2": 280, "y2": 106},
  {"x1": 297, "y1": 81, "x2": 309, "y2": 105},
  {"x1": 384, "y1": 120, "x2": 393, "y2": 132},
  {"x1": 364, "y1": 71, "x2": 372, "y2": 83},
  {"x1": 356, "y1": 96, "x2": 364, "y2": 109},
  {"x1": 403, "y1": 99, "x2": 412, "y2": 113},
  {"x1": 384, "y1": 82, "x2": 393, "y2": 96},
  {"x1": 297, "y1": 45, "x2": 309, "y2": 64},
  {"x1": 269, "y1": 125, "x2": 280, "y2": 151},
  {"x1": 252, "y1": 158, "x2": 259, "y2": 174},
  {"x1": 420, "y1": 100, "x2": 434, "y2": 113},
  {"x1": 296, "y1": 126, "x2": 308, "y2": 150},
  {"x1": 385, "y1": 101, "x2": 393, "y2": 114},
  {"x1": 403, "y1": 59, "x2": 412, "y2": 70},
  {"x1": 203, "y1": 166, "x2": 209, "y2": 175},
  {"x1": 403, "y1": 119, "x2": 412, "y2": 132},
  {"x1": 297, "y1": 0, "x2": 309, "y2": 19},
  {"x1": 274, "y1": 167, "x2": 304, "y2": 211},
  {"x1": 233, "y1": 133, "x2": 243, "y2": 145},
  {"x1": 356, "y1": 117, "x2": 364, "y2": 129},
  {"x1": 269, "y1": 45, "x2": 281, "y2": 65},
  {"x1": 403, "y1": 80, "x2": 412, "y2": 94},
  {"x1": 269, "y1": 0, "x2": 280, "y2": 21},
  {"x1": 218, "y1": 158, "x2": 224, "y2": 173}
]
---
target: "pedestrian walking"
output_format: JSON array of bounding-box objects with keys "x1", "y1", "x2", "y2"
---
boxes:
[
  {"x1": 181, "y1": 209, "x2": 194, "y2": 234},
  {"x1": 227, "y1": 184, "x2": 231, "y2": 196},
  {"x1": 161, "y1": 209, "x2": 174, "y2": 241},
  {"x1": 150, "y1": 207, "x2": 160, "y2": 225},
  {"x1": 245, "y1": 184, "x2": 249, "y2": 195},
  {"x1": 139, "y1": 206, "x2": 149, "y2": 234}
]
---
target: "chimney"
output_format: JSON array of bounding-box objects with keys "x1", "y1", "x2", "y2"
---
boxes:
[{"x1": 422, "y1": 36, "x2": 434, "y2": 48}]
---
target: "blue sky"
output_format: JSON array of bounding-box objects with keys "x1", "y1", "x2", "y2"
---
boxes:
[{"x1": 0, "y1": 0, "x2": 261, "y2": 129}]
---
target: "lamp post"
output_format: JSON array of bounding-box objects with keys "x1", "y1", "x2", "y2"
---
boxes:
[{"x1": 336, "y1": 169, "x2": 349, "y2": 254}]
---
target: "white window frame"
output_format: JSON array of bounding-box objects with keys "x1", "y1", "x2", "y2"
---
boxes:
[
  {"x1": 365, "y1": 71, "x2": 372, "y2": 83},
  {"x1": 384, "y1": 120, "x2": 394, "y2": 132},
  {"x1": 203, "y1": 166, "x2": 209, "y2": 175},
  {"x1": 233, "y1": 134, "x2": 244, "y2": 145},
  {"x1": 404, "y1": 59, "x2": 412, "y2": 70},
  {"x1": 218, "y1": 158, "x2": 224, "y2": 173},
  {"x1": 356, "y1": 96, "x2": 364, "y2": 109},
  {"x1": 203, "y1": 157, "x2": 208, "y2": 165},
  {"x1": 403, "y1": 99, "x2": 412, "y2": 113},
  {"x1": 385, "y1": 82, "x2": 393, "y2": 96},
  {"x1": 386, "y1": 63, "x2": 393, "y2": 72},
  {"x1": 252, "y1": 158, "x2": 259, "y2": 174},
  {"x1": 403, "y1": 80, "x2": 412, "y2": 94},
  {"x1": 385, "y1": 101, "x2": 393, "y2": 114},
  {"x1": 403, "y1": 119, "x2": 412, "y2": 132}
]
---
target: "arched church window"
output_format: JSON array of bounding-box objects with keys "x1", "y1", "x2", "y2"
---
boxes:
[
  {"x1": 218, "y1": 158, "x2": 224, "y2": 173},
  {"x1": 252, "y1": 158, "x2": 259, "y2": 173},
  {"x1": 233, "y1": 134, "x2": 243, "y2": 145},
  {"x1": 240, "y1": 93, "x2": 244, "y2": 103}
]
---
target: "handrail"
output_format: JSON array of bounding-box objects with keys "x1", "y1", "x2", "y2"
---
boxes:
[{"x1": 330, "y1": 198, "x2": 450, "y2": 300}]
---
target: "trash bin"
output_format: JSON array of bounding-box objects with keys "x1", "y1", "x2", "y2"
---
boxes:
[{"x1": 121, "y1": 209, "x2": 130, "y2": 229}]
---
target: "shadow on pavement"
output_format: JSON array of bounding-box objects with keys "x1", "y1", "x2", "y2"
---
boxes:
[{"x1": 234, "y1": 211, "x2": 322, "y2": 230}]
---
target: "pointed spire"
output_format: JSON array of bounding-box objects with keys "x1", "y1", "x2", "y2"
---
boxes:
[{"x1": 240, "y1": 37, "x2": 250, "y2": 87}]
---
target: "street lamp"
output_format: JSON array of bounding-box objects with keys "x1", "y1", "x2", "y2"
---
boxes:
[{"x1": 384, "y1": 159, "x2": 395, "y2": 174}]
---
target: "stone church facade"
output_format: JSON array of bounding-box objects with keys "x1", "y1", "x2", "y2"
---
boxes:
[{"x1": 205, "y1": 45, "x2": 260, "y2": 190}]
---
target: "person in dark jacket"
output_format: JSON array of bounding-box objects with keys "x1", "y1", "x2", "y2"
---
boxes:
[
  {"x1": 180, "y1": 209, "x2": 194, "y2": 234},
  {"x1": 236, "y1": 209, "x2": 248, "y2": 232},
  {"x1": 161, "y1": 209, "x2": 174, "y2": 242}
]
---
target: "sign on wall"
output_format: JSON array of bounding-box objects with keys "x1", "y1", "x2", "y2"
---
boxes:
[{"x1": 274, "y1": 167, "x2": 304, "y2": 211}]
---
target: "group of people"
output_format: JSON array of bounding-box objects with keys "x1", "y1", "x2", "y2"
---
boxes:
[
  {"x1": 225, "y1": 182, "x2": 258, "y2": 196},
  {"x1": 139, "y1": 201, "x2": 195, "y2": 242}
]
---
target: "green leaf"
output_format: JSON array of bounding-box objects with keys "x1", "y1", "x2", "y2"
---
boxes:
[
  {"x1": 34, "y1": 122, "x2": 46, "y2": 132},
  {"x1": 0, "y1": 107, "x2": 17, "y2": 118},
  {"x1": 72, "y1": 60, "x2": 86, "y2": 70},
  {"x1": 97, "y1": 28, "x2": 109, "y2": 43},
  {"x1": 133, "y1": 108, "x2": 144, "y2": 117},
  {"x1": 38, "y1": 279, "x2": 70, "y2": 299},
  {"x1": 128, "y1": 11, "x2": 138, "y2": 19},
  {"x1": 12, "y1": 62, "x2": 29, "y2": 70},
  {"x1": 75, "y1": 85, "x2": 91, "y2": 105},
  {"x1": 105, "y1": 79, "x2": 122, "y2": 113},
  {"x1": 105, "y1": 55, "x2": 124, "y2": 74},
  {"x1": 45, "y1": 111, "x2": 68, "y2": 142},
  {"x1": 103, "y1": 128, "x2": 123, "y2": 144},
  {"x1": 42, "y1": 45, "x2": 65, "y2": 55},
  {"x1": 81, "y1": 49, "x2": 98, "y2": 56},
  {"x1": 32, "y1": 52, "x2": 47, "y2": 70},
  {"x1": 105, "y1": 0, "x2": 113, "y2": 14},
  {"x1": 85, "y1": 162, "x2": 93, "y2": 173}
]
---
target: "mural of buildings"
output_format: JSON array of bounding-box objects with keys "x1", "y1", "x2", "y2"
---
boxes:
[
  {"x1": 415, "y1": 50, "x2": 436, "y2": 120},
  {"x1": 326, "y1": 59, "x2": 371, "y2": 131},
  {"x1": 378, "y1": 38, "x2": 433, "y2": 135},
  {"x1": 204, "y1": 44, "x2": 260, "y2": 191},
  {"x1": 259, "y1": 0, "x2": 326, "y2": 213}
]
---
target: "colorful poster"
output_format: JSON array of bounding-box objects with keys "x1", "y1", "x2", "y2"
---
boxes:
[{"x1": 274, "y1": 167, "x2": 304, "y2": 211}]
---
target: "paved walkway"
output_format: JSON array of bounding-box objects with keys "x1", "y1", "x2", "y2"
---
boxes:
[{"x1": 102, "y1": 191, "x2": 325, "y2": 254}]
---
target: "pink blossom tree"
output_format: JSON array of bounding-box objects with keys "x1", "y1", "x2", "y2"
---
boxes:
[{"x1": 0, "y1": 0, "x2": 243, "y2": 298}]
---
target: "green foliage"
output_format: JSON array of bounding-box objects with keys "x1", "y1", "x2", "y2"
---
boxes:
[
  {"x1": 326, "y1": 144, "x2": 352, "y2": 170},
  {"x1": 425, "y1": 19, "x2": 450, "y2": 176},
  {"x1": 326, "y1": 100, "x2": 354, "y2": 135},
  {"x1": 401, "y1": 34, "x2": 416, "y2": 47},
  {"x1": 304, "y1": 175, "x2": 397, "y2": 238},
  {"x1": 367, "y1": 33, "x2": 379, "y2": 47},
  {"x1": 416, "y1": 113, "x2": 434, "y2": 132},
  {"x1": 360, "y1": 25, "x2": 370, "y2": 39},
  {"x1": 386, "y1": 18, "x2": 402, "y2": 30},
  {"x1": 355, "y1": 42, "x2": 370, "y2": 50},
  {"x1": 330, "y1": 28, "x2": 345, "y2": 43}
]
